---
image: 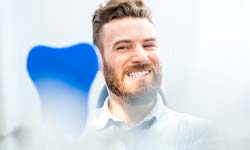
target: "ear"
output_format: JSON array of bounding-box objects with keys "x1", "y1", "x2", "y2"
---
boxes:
[
  {"x1": 94, "y1": 46, "x2": 104, "y2": 72},
  {"x1": 98, "y1": 53, "x2": 103, "y2": 72},
  {"x1": 100, "y1": 61, "x2": 104, "y2": 73}
]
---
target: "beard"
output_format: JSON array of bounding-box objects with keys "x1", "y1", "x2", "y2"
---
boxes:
[{"x1": 103, "y1": 59, "x2": 162, "y2": 105}]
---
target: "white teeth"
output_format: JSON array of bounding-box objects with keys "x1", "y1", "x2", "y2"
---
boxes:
[{"x1": 127, "y1": 70, "x2": 150, "y2": 78}]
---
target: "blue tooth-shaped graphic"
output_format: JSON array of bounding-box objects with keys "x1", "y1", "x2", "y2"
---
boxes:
[{"x1": 27, "y1": 43, "x2": 99, "y2": 138}]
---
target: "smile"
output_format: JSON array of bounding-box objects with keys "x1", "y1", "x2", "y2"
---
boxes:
[{"x1": 127, "y1": 70, "x2": 151, "y2": 78}]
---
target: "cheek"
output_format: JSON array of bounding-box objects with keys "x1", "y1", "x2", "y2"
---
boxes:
[
  {"x1": 149, "y1": 53, "x2": 160, "y2": 65},
  {"x1": 115, "y1": 67, "x2": 125, "y2": 80},
  {"x1": 112, "y1": 58, "x2": 129, "y2": 80}
]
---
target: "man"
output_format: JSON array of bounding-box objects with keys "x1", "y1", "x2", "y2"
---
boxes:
[{"x1": 82, "y1": 0, "x2": 225, "y2": 149}]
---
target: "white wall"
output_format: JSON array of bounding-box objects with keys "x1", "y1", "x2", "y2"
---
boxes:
[
  {"x1": 149, "y1": 1, "x2": 250, "y2": 148},
  {"x1": 0, "y1": 0, "x2": 250, "y2": 149}
]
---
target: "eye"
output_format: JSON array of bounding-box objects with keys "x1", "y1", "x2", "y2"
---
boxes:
[
  {"x1": 143, "y1": 43, "x2": 157, "y2": 50},
  {"x1": 116, "y1": 45, "x2": 131, "y2": 51}
]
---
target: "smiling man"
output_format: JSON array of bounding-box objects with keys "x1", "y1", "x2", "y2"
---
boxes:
[
  {"x1": 100, "y1": 16, "x2": 162, "y2": 125},
  {"x1": 82, "y1": 0, "x2": 225, "y2": 150},
  {"x1": 94, "y1": 0, "x2": 162, "y2": 127}
]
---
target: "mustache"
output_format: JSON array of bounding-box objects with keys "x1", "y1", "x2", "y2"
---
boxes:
[{"x1": 123, "y1": 63, "x2": 155, "y2": 73}]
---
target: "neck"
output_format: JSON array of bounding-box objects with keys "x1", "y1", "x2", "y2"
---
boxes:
[{"x1": 108, "y1": 92, "x2": 157, "y2": 127}]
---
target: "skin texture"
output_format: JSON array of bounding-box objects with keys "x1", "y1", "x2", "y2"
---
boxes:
[{"x1": 100, "y1": 17, "x2": 162, "y2": 126}]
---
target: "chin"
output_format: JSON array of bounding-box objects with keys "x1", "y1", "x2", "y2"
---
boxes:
[{"x1": 123, "y1": 84, "x2": 158, "y2": 105}]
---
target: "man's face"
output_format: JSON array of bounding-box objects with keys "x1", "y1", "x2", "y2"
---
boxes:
[{"x1": 101, "y1": 17, "x2": 162, "y2": 105}]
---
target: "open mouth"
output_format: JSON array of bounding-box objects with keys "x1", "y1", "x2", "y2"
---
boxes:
[{"x1": 126, "y1": 70, "x2": 151, "y2": 78}]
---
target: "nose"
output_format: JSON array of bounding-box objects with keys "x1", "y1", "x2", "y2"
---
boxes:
[{"x1": 131, "y1": 45, "x2": 149, "y2": 64}]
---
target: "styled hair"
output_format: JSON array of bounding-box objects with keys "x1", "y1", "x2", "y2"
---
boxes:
[{"x1": 92, "y1": 0, "x2": 153, "y2": 56}]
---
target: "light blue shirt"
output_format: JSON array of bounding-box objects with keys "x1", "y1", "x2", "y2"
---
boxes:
[{"x1": 82, "y1": 95, "x2": 225, "y2": 150}]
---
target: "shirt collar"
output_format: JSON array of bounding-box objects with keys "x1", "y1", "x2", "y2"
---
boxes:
[{"x1": 96, "y1": 94, "x2": 164, "y2": 131}]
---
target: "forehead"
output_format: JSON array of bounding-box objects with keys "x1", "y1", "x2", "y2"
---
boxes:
[{"x1": 101, "y1": 17, "x2": 157, "y2": 46}]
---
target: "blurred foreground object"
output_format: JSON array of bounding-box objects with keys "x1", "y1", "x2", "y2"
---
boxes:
[{"x1": 27, "y1": 43, "x2": 99, "y2": 138}]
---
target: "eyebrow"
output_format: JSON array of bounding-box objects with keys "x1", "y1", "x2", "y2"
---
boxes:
[
  {"x1": 143, "y1": 38, "x2": 157, "y2": 42},
  {"x1": 113, "y1": 40, "x2": 132, "y2": 47}
]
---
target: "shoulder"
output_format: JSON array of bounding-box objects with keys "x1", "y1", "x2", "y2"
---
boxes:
[
  {"x1": 160, "y1": 106, "x2": 219, "y2": 134},
  {"x1": 160, "y1": 107, "x2": 225, "y2": 149},
  {"x1": 158, "y1": 106, "x2": 207, "y2": 127}
]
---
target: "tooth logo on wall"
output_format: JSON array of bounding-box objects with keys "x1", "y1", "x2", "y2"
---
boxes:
[{"x1": 27, "y1": 43, "x2": 99, "y2": 137}]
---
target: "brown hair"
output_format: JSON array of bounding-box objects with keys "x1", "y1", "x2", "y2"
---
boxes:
[{"x1": 92, "y1": 0, "x2": 153, "y2": 56}]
